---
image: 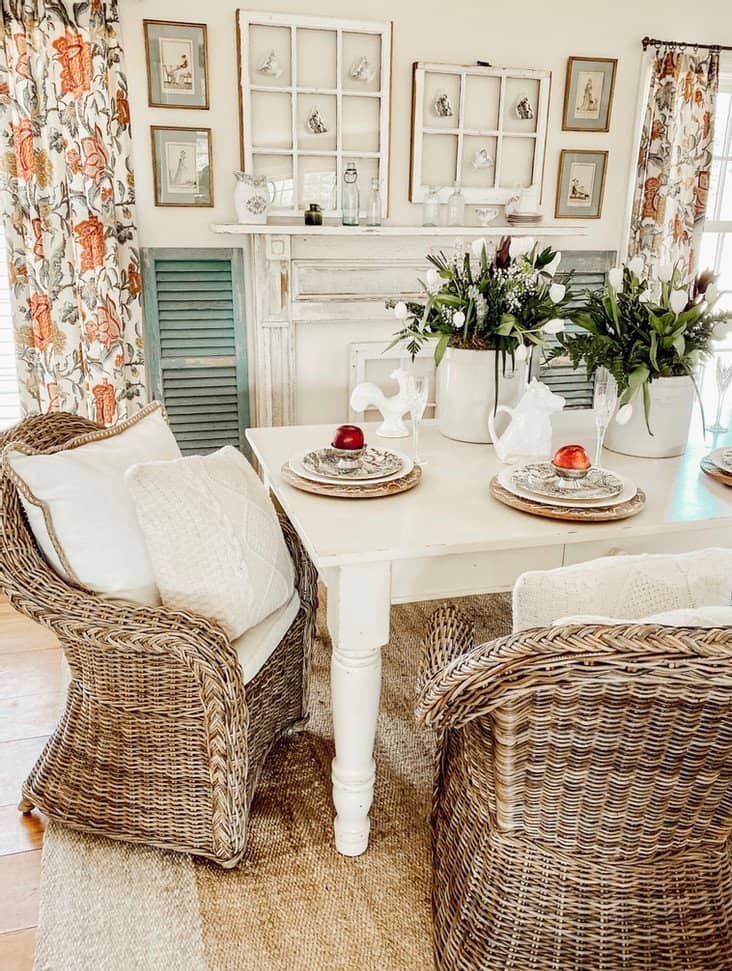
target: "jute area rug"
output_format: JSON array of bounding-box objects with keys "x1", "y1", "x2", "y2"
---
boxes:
[{"x1": 34, "y1": 592, "x2": 512, "y2": 971}]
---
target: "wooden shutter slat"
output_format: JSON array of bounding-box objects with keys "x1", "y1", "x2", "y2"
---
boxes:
[{"x1": 142, "y1": 247, "x2": 250, "y2": 454}]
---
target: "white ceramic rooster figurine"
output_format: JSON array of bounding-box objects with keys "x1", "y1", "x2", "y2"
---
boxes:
[
  {"x1": 350, "y1": 368, "x2": 410, "y2": 438},
  {"x1": 488, "y1": 379, "x2": 566, "y2": 463}
]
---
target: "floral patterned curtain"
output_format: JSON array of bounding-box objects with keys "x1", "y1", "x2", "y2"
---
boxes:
[
  {"x1": 627, "y1": 48, "x2": 719, "y2": 283},
  {"x1": 0, "y1": 0, "x2": 145, "y2": 425}
]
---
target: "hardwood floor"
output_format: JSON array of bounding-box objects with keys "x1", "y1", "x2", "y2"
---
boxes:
[{"x1": 0, "y1": 597, "x2": 62, "y2": 970}]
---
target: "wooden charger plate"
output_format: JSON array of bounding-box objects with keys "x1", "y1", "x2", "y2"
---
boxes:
[
  {"x1": 700, "y1": 455, "x2": 732, "y2": 487},
  {"x1": 490, "y1": 476, "x2": 646, "y2": 522},
  {"x1": 281, "y1": 462, "x2": 422, "y2": 498}
]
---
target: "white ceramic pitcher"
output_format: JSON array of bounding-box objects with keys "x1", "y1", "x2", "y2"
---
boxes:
[{"x1": 234, "y1": 172, "x2": 277, "y2": 224}]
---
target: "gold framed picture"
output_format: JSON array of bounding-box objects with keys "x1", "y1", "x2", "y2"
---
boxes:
[
  {"x1": 151, "y1": 126, "x2": 213, "y2": 207},
  {"x1": 555, "y1": 149, "x2": 608, "y2": 219},
  {"x1": 144, "y1": 20, "x2": 209, "y2": 110},
  {"x1": 562, "y1": 57, "x2": 617, "y2": 132}
]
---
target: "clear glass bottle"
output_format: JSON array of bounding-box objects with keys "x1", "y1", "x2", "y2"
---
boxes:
[
  {"x1": 366, "y1": 177, "x2": 382, "y2": 226},
  {"x1": 423, "y1": 185, "x2": 440, "y2": 227},
  {"x1": 447, "y1": 182, "x2": 465, "y2": 226},
  {"x1": 342, "y1": 160, "x2": 360, "y2": 226}
]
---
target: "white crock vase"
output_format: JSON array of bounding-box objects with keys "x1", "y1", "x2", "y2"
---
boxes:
[
  {"x1": 604, "y1": 375, "x2": 695, "y2": 458},
  {"x1": 436, "y1": 347, "x2": 530, "y2": 444},
  {"x1": 234, "y1": 172, "x2": 276, "y2": 224}
]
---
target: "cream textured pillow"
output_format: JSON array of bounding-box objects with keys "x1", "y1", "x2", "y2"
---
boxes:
[
  {"x1": 126, "y1": 446, "x2": 295, "y2": 640},
  {"x1": 513, "y1": 548, "x2": 732, "y2": 632},
  {"x1": 2, "y1": 402, "x2": 180, "y2": 604}
]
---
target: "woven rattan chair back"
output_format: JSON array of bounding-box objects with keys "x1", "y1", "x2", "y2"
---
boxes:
[{"x1": 417, "y1": 605, "x2": 732, "y2": 970}]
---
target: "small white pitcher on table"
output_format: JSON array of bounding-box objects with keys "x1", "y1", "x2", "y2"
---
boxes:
[{"x1": 234, "y1": 172, "x2": 277, "y2": 224}]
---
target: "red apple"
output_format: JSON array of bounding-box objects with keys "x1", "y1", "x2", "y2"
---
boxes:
[
  {"x1": 553, "y1": 444, "x2": 590, "y2": 470},
  {"x1": 332, "y1": 424, "x2": 365, "y2": 450}
]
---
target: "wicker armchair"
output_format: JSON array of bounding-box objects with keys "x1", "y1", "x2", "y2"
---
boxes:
[
  {"x1": 0, "y1": 412, "x2": 317, "y2": 867},
  {"x1": 416, "y1": 603, "x2": 732, "y2": 970}
]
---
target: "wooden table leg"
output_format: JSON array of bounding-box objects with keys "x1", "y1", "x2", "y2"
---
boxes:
[{"x1": 326, "y1": 561, "x2": 391, "y2": 856}]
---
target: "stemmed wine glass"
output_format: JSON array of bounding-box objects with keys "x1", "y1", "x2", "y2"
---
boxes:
[
  {"x1": 405, "y1": 374, "x2": 429, "y2": 466},
  {"x1": 592, "y1": 367, "x2": 619, "y2": 467},
  {"x1": 706, "y1": 354, "x2": 732, "y2": 434}
]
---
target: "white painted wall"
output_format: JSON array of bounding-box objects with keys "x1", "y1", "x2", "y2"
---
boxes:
[{"x1": 121, "y1": 0, "x2": 732, "y2": 252}]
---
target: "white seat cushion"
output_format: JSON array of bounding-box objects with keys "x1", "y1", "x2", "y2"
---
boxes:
[
  {"x1": 513, "y1": 548, "x2": 732, "y2": 632},
  {"x1": 233, "y1": 589, "x2": 301, "y2": 683},
  {"x1": 2, "y1": 402, "x2": 180, "y2": 605},
  {"x1": 126, "y1": 446, "x2": 295, "y2": 640},
  {"x1": 553, "y1": 605, "x2": 732, "y2": 628}
]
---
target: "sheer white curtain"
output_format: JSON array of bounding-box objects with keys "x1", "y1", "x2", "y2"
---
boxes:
[{"x1": 0, "y1": 225, "x2": 21, "y2": 429}]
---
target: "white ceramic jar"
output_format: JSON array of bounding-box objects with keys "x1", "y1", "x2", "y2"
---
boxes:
[
  {"x1": 436, "y1": 347, "x2": 530, "y2": 443},
  {"x1": 604, "y1": 375, "x2": 695, "y2": 458}
]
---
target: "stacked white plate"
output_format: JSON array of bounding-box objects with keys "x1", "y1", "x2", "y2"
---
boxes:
[
  {"x1": 498, "y1": 462, "x2": 638, "y2": 509},
  {"x1": 507, "y1": 212, "x2": 543, "y2": 225},
  {"x1": 288, "y1": 446, "x2": 413, "y2": 488},
  {"x1": 708, "y1": 447, "x2": 732, "y2": 475}
]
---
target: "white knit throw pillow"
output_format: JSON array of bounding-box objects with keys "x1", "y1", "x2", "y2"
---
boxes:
[{"x1": 126, "y1": 447, "x2": 295, "y2": 639}]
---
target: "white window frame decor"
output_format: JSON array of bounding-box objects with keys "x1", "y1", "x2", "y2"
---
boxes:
[
  {"x1": 410, "y1": 62, "x2": 551, "y2": 206},
  {"x1": 409, "y1": 61, "x2": 551, "y2": 205},
  {"x1": 236, "y1": 10, "x2": 392, "y2": 218}
]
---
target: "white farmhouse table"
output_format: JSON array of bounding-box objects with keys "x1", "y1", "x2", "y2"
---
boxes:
[{"x1": 247, "y1": 414, "x2": 732, "y2": 856}]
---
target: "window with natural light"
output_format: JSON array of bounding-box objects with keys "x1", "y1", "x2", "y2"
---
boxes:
[
  {"x1": 701, "y1": 57, "x2": 732, "y2": 316},
  {"x1": 0, "y1": 225, "x2": 20, "y2": 429}
]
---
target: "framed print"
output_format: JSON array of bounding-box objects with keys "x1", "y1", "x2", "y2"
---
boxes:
[
  {"x1": 562, "y1": 57, "x2": 617, "y2": 132},
  {"x1": 144, "y1": 20, "x2": 209, "y2": 109},
  {"x1": 555, "y1": 149, "x2": 607, "y2": 219},
  {"x1": 151, "y1": 127, "x2": 213, "y2": 207}
]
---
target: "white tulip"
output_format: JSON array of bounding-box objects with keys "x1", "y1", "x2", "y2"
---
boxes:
[
  {"x1": 509, "y1": 236, "x2": 535, "y2": 260},
  {"x1": 615, "y1": 403, "x2": 633, "y2": 425},
  {"x1": 628, "y1": 256, "x2": 645, "y2": 278},
  {"x1": 669, "y1": 288, "x2": 688, "y2": 316},
  {"x1": 706, "y1": 283, "x2": 719, "y2": 303},
  {"x1": 549, "y1": 283, "x2": 566, "y2": 304},
  {"x1": 452, "y1": 310, "x2": 466, "y2": 328},
  {"x1": 471, "y1": 237, "x2": 487, "y2": 258},
  {"x1": 542, "y1": 318, "x2": 565, "y2": 335},
  {"x1": 515, "y1": 343, "x2": 529, "y2": 362},
  {"x1": 394, "y1": 301, "x2": 408, "y2": 320},
  {"x1": 639, "y1": 289, "x2": 651, "y2": 303},
  {"x1": 608, "y1": 267, "x2": 624, "y2": 291},
  {"x1": 545, "y1": 251, "x2": 562, "y2": 276},
  {"x1": 425, "y1": 268, "x2": 440, "y2": 293},
  {"x1": 657, "y1": 262, "x2": 674, "y2": 283}
]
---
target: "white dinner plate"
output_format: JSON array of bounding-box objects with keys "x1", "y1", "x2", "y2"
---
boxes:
[
  {"x1": 709, "y1": 447, "x2": 732, "y2": 474},
  {"x1": 497, "y1": 466, "x2": 638, "y2": 509},
  {"x1": 289, "y1": 449, "x2": 413, "y2": 486}
]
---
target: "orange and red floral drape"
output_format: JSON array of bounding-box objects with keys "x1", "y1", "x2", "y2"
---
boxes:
[
  {"x1": 0, "y1": 0, "x2": 145, "y2": 425},
  {"x1": 628, "y1": 48, "x2": 719, "y2": 282}
]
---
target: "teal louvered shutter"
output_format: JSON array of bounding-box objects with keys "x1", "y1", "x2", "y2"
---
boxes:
[
  {"x1": 538, "y1": 250, "x2": 616, "y2": 409},
  {"x1": 141, "y1": 248, "x2": 250, "y2": 455}
]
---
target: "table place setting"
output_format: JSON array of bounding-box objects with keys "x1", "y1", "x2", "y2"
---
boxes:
[
  {"x1": 700, "y1": 447, "x2": 732, "y2": 488},
  {"x1": 489, "y1": 443, "x2": 646, "y2": 522},
  {"x1": 281, "y1": 423, "x2": 422, "y2": 498}
]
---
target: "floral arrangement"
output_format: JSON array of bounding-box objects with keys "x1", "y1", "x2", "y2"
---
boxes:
[
  {"x1": 388, "y1": 236, "x2": 574, "y2": 370},
  {"x1": 552, "y1": 256, "x2": 732, "y2": 427}
]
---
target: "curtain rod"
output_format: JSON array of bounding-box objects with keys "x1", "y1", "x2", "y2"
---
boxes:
[{"x1": 642, "y1": 35, "x2": 732, "y2": 53}]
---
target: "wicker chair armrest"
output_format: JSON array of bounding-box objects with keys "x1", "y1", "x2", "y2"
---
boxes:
[
  {"x1": 416, "y1": 619, "x2": 732, "y2": 732},
  {"x1": 278, "y1": 508, "x2": 318, "y2": 609}
]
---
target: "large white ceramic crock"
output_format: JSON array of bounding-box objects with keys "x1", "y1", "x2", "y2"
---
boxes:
[
  {"x1": 604, "y1": 375, "x2": 695, "y2": 458},
  {"x1": 436, "y1": 347, "x2": 530, "y2": 444}
]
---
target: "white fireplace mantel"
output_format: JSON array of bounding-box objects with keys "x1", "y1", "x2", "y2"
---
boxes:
[
  {"x1": 211, "y1": 222, "x2": 592, "y2": 429},
  {"x1": 212, "y1": 222, "x2": 588, "y2": 238}
]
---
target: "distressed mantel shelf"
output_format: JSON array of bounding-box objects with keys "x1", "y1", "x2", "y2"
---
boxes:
[{"x1": 212, "y1": 222, "x2": 588, "y2": 237}]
